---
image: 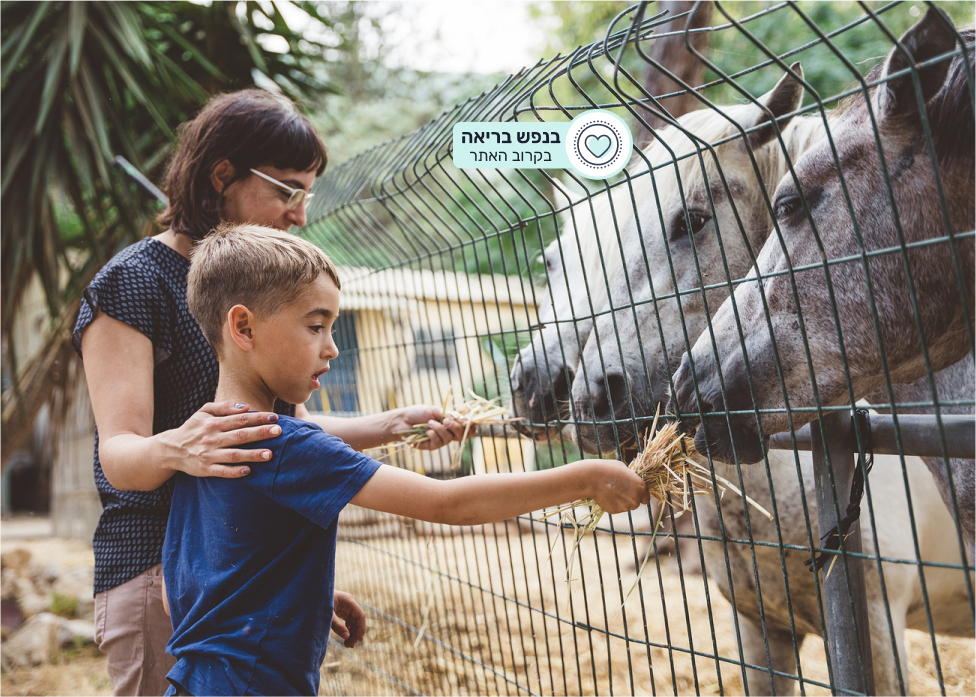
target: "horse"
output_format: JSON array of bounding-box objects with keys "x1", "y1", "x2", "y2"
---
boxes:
[
  {"x1": 570, "y1": 67, "x2": 824, "y2": 454},
  {"x1": 509, "y1": 178, "x2": 627, "y2": 444},
  {"x1": 564, "y1": 65, "x2": 971, "y2": 693},
  {"x1": 670, "y1": 9, "x2": 976, "y2": 557}
]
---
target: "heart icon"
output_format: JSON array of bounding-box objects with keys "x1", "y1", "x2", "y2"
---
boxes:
[{"x1": 584, "y1": 134, "x2": 613, "y2": 158}]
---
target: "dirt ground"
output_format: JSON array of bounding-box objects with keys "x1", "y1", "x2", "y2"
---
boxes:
[
  {"x1": 321, "y1": 517, "x2": 976, "y2": 696},
  {"x1": 1, "y1": 518, "x2": 973, "y2": 696},
  {"x1": 1, "y1": 526, "x2": 111, "y2": 697}
]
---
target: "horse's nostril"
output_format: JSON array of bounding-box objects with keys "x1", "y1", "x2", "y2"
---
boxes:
[
  {"x1": 550, "y1": 367, "x2": 570, "y2": 399},
  {"x1": 586, "y1": 378, "x2": 610, "y2": 418},
  {"x1": 606, "y1": 372, "x2": 628, "y2": 412}
]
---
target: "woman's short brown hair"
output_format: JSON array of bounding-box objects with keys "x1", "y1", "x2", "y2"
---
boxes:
[{"x1": 158, "y1": 89, "x2": 327, "y2": 239}]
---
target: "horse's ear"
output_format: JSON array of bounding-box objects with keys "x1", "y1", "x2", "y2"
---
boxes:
[
  {"x1": 741, "y1": 62, "x2": 805, "y2": 150},
  {"x1": 876, "y1": 7, "x2": 957, "y2": 121},
  {"x1": 551, "y1": 178, "x2": 584, "y2": 209}
]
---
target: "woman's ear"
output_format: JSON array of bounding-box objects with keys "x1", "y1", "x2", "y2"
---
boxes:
[
  {"x1": 227, "y1": 304, "x2": 255, "y2": 351},
  {"x1": 210, "y1": 159, "x2": 237, "y2": 195}
]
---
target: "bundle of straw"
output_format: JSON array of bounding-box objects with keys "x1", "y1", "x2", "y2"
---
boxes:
[
  {"x1": 388, "y1": 387, "x2": 523, "y2": 468},
  {"x1": 542, "y1": 407, "x2": 773, "y2": 602}
]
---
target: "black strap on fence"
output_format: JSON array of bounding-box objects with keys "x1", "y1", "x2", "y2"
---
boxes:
[{"x1": 806, "y1": 408, "x2": 875, "y2": 572}]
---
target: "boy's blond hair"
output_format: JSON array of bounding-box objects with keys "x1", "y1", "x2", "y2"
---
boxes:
[{"x1": 188, "y1": 223, "x2": 341, "y2": 353}]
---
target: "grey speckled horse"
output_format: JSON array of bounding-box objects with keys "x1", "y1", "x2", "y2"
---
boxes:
[
  {"x1": 672, "y1": 9, "x2": 975, "y2": 558},
  {"x1": 566, "y1": 65, "x2": 971, "y2": 694}
]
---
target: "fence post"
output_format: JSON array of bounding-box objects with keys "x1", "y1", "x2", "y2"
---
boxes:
[{"x1": 810, "y1": 410, "x2": 875, "y2": 695}]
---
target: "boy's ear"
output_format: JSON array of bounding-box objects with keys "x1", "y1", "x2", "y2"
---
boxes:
[
  {"x1": 226, "y1": 304, "x2": 255, "y2": 351},
  {"x1": 210, "y1": 159, "x2": 236, "y2": 194}
]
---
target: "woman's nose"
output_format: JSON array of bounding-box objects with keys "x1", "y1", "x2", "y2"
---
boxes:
[{"x1": 286, "y1": 201, "x2": 307, "y2": 228}]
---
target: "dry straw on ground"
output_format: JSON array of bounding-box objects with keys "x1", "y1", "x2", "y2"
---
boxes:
[{"x1": 321, "y1": 524, "x2": 974, "y2": 696}]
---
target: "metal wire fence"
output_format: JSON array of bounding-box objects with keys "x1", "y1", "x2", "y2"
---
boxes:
[{"x1": 301, "y1": 2, "x2": 975, "y2": 695}]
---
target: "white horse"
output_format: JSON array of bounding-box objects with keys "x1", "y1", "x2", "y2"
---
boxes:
[
  {"x1": 568, "y1": 67, "x2": 971, "y2": 694},
  {"x1": 509, "y1": 178, "x2": 627, "y2": 442}
]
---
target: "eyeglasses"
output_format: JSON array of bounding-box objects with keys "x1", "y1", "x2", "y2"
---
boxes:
[{"x1": 249, "y1": 168, "x2": 315, "y2": 210}]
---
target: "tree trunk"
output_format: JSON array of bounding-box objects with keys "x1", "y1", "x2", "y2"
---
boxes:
[
  {"x1": 2, "y1": 302, "x2": 78, "y2": 471},
  {"x1": 633, "y1": 1, "x2": 713, "y2": 148}
]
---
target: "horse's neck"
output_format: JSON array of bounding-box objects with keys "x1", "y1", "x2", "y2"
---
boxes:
[{"x1": 867, "y1": 353, "x2": 975, "y2": 416}]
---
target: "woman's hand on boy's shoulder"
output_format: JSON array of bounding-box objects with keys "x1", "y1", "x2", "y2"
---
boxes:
[
  {"x1": 577, "y1": 459, "x2": 650, "y2": 514},
  {"x1": 163, "y1": 401, "x2": 283, "y2": 478},
  {"x1": 390, "y1": 405, "x2": 465, "y2": 450}
]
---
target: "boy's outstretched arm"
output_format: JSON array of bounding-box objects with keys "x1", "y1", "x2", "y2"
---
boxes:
[{"x1": 350, "y1": 460, "x2": 650, "y2": 526}]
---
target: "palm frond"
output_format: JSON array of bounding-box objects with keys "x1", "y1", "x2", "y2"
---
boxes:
[{"x1": 1, "y1": 0, "x2": 344, "y2": 468}]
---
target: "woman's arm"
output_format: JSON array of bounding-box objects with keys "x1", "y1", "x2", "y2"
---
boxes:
[
  {"x1": 295, "y1": 403, "x2": 463, "y2": 452},
  {"x1": 81, "y1": 313, "x2": 283, "y2": 491},
  {"x1": 351, "y1": 459, "x2": 650, "y2": 526}
]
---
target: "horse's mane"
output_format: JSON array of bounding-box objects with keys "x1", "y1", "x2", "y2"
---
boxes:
[
  {"x1": 626, "y1": 102, "x2": 825, "y2": 205},
  {"x1": 560, "y1": 97, "x2": 829, "y2": 309},
  {"x1": 928, "y1": 27, "x2": 974, "y2": 167}
]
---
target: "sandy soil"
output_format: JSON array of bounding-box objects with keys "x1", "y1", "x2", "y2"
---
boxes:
[
  {"x1": 322, "y1": 513, "x2": 975, "y2": 697},
  {"x1": 1, "y1": 521, "x2": 971, "y2": 696}
]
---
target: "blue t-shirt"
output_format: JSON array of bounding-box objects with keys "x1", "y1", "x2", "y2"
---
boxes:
[
  {"x1": 163, "y1": 416, "x2": 381, "y2": 696},
  {"x1": 72, "y1": 237, "x2": 295, "y2": 594}
]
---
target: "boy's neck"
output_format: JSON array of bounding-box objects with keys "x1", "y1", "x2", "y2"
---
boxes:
[{"x1": 215, "y1": 362, "x2": 278, "y2": 413}]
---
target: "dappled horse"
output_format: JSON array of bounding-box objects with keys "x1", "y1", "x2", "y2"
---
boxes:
[
  {"x1": 671, "y1": 9, "x2": 975, "y2": 558},
  {"x1": 570, "y1": 66, "x2": 971, "y2": 694}
]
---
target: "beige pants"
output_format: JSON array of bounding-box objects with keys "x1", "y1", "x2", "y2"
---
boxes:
[{"x1": 94, "y1": 564, "x2": 176, "y2": 696}]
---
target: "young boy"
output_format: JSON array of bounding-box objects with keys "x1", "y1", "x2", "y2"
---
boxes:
[{"x1": 163, "y1": 223, "x2": 649, "y2": 696}]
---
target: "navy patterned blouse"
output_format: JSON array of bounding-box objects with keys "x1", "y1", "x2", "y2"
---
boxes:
[{"x1": 72, "y1": 238, "x2": 295, "y2": 594}]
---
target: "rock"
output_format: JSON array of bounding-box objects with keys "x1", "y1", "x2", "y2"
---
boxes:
[
  {"x1": 64, "y1": 618, "x2": 95, "y2": 645},
  {"x1": 0, "y1": 549, "x2": 32, "y2": 576},
  {"x1": 0, "y1": 598, "x2": 24, "y2": 633},
  {"x1": 29, "y1": 562, "x2": 61, "y2": 594},
  {"x1": 17, "y1": 591, "x2": 53, "y2": 620},
  {"x1": 3, "y1": 575, "x2": 51, "y2": 619},
  {"x1": 0, "y1": 556, "x2": 94, "y2": 620},
  {"x1": 0, "y1": 612, "x2": 95, "y2": 670},
  {"x1": 51, "y1": 566, "x2": 94, "y2": 618}
]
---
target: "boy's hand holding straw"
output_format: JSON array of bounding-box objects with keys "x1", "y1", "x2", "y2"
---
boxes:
[
  {"x1": 542, "y1": 407, "x2": 774, "y2": 601},
  {"x1": 391, "y1": 387, "x2": 524, "y2": 466}
]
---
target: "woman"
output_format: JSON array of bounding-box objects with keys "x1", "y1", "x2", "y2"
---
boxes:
[{"x1": 73, "y1": 89, "x2": 463, "y2": 695}]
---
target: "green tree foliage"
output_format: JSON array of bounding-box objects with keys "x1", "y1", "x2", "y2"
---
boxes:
[
  {"x1": 0, "y1": 1, "x2": 341, "y2": 465},
  {"x1": 704, "y1": 2, "x2": 975, "y2": 107},
  {"x1": 307, "y1": 2, "x2": 499, "y2": 165}
]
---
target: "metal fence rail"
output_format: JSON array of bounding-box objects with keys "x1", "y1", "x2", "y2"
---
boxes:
[{"x1": 303, "y1": 3, "x2": 975, "y2": 695}]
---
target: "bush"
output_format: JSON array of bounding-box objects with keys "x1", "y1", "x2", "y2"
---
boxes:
[{"x1": 48, "y1": 592, "x2": 77, "y2": 619}]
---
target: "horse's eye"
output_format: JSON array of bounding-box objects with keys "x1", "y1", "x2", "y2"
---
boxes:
[
  {"x1": 689, "y1": 212, "x2": 710, "y2": 235},
  {"x1": 671, "y1": 211, "x2": 711, "y2": 241},
  {"x1": 774, "y1": 192, "x2": 802, "y2": 220}
]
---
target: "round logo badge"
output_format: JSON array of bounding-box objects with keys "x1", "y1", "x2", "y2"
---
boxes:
[{"x1": 565, "y1": 110, "x2": 633, "y2": 179}]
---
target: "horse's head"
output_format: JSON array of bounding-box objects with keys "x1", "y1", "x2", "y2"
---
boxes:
[
  {"x1": 571, "y1": 66, "x2": 815, "y2": 456},
  {"x1": 673, "y1": 9, "x2": 975, "y2": 464},
  {"x1": 509, "y1": 180, "x2": 626, "y2": 441}
]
